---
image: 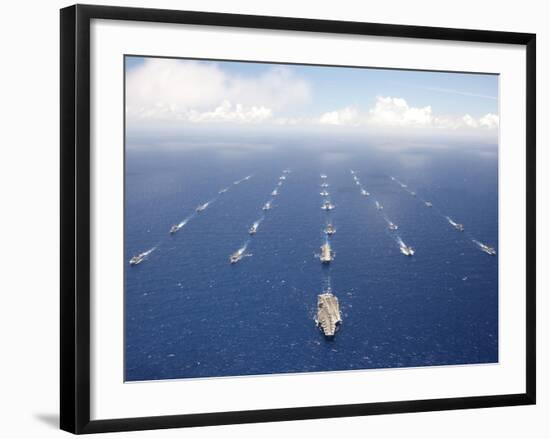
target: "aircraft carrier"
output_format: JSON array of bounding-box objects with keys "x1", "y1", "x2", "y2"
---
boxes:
[{"x1": 315, "y1": 290, "x2": 342, "y2": 338}]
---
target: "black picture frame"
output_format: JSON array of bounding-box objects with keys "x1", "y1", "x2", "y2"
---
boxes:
[{"x1": 60, "y1": 4, "x2": 536, "y2": 434}]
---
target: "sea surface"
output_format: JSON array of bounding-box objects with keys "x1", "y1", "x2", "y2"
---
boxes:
[{"x1": 124, "y1": 139, "x2": 498, "y2": 381}]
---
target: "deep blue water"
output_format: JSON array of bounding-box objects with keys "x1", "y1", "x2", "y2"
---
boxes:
[{"x1": 124, "y1": 140, "x2": 498, "y2": 381}]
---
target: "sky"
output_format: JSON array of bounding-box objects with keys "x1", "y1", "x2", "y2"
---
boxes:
[{"x1": 125, "y1": 56, "x2": 499, "y2": 143}]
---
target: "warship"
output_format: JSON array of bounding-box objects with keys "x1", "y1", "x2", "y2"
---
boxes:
[
  {"x1": 474, "y1": 240, "x2": 497, "y2": 255},
  {"x1": 446, "y1": 216, "x2": 465, "y2": 231},
  {"x1": 319, "y1": 242, "x2": 334, "y2": 263},
  {"x1": 229, "y1": 247, "x2": 246, "y2": 264},
  {"x1": 129, "y1": 248, "x2": 154, "y2": 265},
  {"x1": 399, "y1": 241, "x2": 415, "y2": 256},
  {"x1": 315, "y1": 290, "x2": 342, "y2": 338},
  {"x1": 249, "y1": 222, "x2": 259, "y2": 235},
  {"x1": 129, "y1": 253, "x2": 146, "y2": 265},
  {"x1": 196, "y1": 202, "x2": 209, "y2": 212}
]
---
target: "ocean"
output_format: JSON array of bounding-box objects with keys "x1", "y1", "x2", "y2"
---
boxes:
[{"x1": 124, "y1": 138, "x2": 498, "y2": 381}]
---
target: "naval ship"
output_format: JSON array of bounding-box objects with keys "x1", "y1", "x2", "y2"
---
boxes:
[
  {"x1": 474, "y1": 240, "x2": 497, "y2": 255},
  {"x1": 320, "y1": 190, "x2": 329, "y2": 196},
  {"x1": 262, "y1": 201, "x2": 272, "y2": 210},
  {"x1": 320, "y1": 174, "x2": 327, "y2": 179},
  {"x1": 425, "y1": 201, "x2": 433, "y2": 207},
  {"x1": 361, "y1": 189, "x2": 370, "y2": 196},
  {"x1": 315, "y1": 290, "x2": 342, "y2": 338},
  {"x1": 399, "y1": 242, "x2": 415, "y2": 256},
  {"x1": 129, "y1": 253, "x2": 146, "y2": 265},
  {"x1": 324, "y1": 223, "x2": 336, "y2": 235},
  {"x1": 249, "y1": 222, "x2": 259, "y2": 235},
  {"x1": 447, "y1": 217, "x2": 465, "y2": 231},
  {"x1": 169, "y1": 224, "x2": 180, "y2": 234},
  {"x1": 321, "y1": 200, "x2": 335, "y2": 211},
  {"x1": 319, "y1": 242, "x2": 334, "y2": 263},
  {"x1": 196, "y1": 202, "x2": 209, "y2": 212},
  {"x1": 129, "y1": 248, "x2": 154, "y2": 265},
  {"x1": 279, "y1": 175, "x2": 286, "y2": 181},
  {"x1": 321, "y1": 182, "x2": 329, "y2": 188},
  {"x1": 271, "y1": 189, "x2": 278, "y2": 196},
  {"x1": 388, "y1": 222, "x2": 398, "y2": 230},
  {"x1": 229, "y1": 248, "x2": 246, "y2": 264}
]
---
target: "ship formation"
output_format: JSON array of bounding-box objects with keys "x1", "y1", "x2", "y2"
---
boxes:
[
  {"x1": 130, "y1": 173, "x2": 257, "y2": 265},
  {"x1": 353, "y1": 171, "x2": 415, "y2": 258},
  {"x1": 315, "y1": 174, "x2": 342, "y2": 338},
  {"x1": 227, "y1": 170, "x2": 291, "y2": 265},
  {"x1": 387, "y1": 174, "x2": 495, "y2": 255},
  {"x1": 130, "y1": 168, "x2": 496, "y2": 341}
]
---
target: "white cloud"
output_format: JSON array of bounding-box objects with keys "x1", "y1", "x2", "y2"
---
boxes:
[
  {"x1": 126, "y1": 58, "x2": 310, "y2": 127},
  {"x1": 186, "y1": 100, "x2": 273, "y2": 124},
  {"x1": 479, "y1": 113, "x2": 499, "y2": 129},
  {"x1": 318, "y1": 97, "x2": 499, "y2": 135},
  {"x1": 126, "y1": 60, "x2": 498, "y2": 139},
  {"x1": 462, "y1": 114, "x2": 479, "y2": 128},
  {"x1": 368, "y1": 96, "x2": 433, "y2": 126},
  {"x1": 319, "y1": 107, "x2": 361, "y2": 126},
  {"x1": 454, "y1": 112, "x2": 499, "y2": 130}
]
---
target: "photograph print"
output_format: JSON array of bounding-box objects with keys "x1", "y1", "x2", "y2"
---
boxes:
[{"x1": 124, "y1": 56, "x2": 499, "y2": 382}]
